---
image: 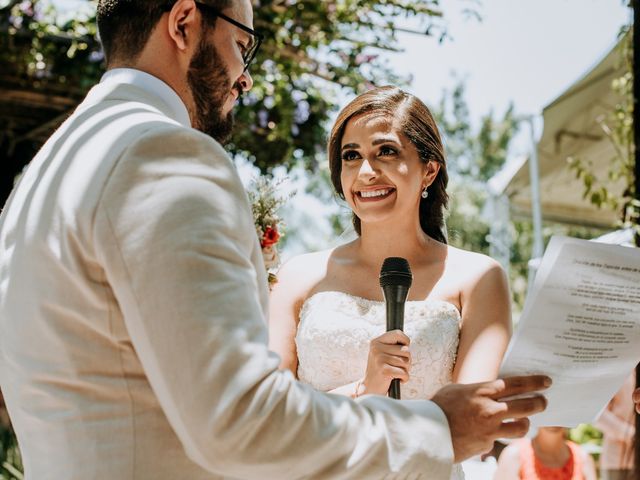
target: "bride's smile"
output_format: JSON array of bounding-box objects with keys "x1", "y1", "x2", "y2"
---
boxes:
[{"x1": 355, "y1": 186, "x2": 396, "y2": 201}]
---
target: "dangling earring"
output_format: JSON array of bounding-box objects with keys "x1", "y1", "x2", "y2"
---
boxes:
[{"x1": 421, "y1": 186, "x2": 429, "y2": 199}]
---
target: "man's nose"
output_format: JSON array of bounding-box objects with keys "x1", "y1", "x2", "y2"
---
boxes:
[{"x1": 239, "y1": 70, "x2": 254, "y2": 92}]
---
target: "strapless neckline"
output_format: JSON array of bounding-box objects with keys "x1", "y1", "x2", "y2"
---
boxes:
[{"x1": 301, "y1": 290, "x2": 461, "y2": 319}]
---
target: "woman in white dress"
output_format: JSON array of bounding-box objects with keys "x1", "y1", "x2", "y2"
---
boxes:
[{"x1": 268, "y1": 87, "x2": 511, "y2": 476}]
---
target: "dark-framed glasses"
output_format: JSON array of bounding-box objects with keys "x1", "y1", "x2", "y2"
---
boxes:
[
  {"x1": 194, "y1": 1, "x2": 263, "y2": 71},
  {"x1": 162, "y1": 1, "x2": 263, "y2": 71}
]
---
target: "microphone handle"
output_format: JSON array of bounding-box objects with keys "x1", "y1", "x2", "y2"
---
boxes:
[
  {"x1": 389, "y1": 379, "x2": 401, "y2": 400},
  {"x1": 384, "y1": 287, "x2": 407, "y2": 400},
  {"x1": 385, "y1": 297, "x2": 406, "y2": 331}
]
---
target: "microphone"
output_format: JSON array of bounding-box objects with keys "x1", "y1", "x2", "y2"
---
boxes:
[{"x1": 379, "y1": 257, "x2": 413, "y2": 400}]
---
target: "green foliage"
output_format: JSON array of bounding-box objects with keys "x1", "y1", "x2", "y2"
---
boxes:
[
  {"x1": 569, "y1": 423, "x2": 603, "y2": 462},
  {"x1": 445, "y1": 178, "x2": 490, "y2": 253},
  {"x1": 0, "y1": 415, "x2": 22, "y2": 480},
  {"x1": 248, "y1": 175, "x2": 292, "y2": 238},
  {"x1": 231, "y1": 0, "x2": 464, "y2": 172},
  {"x1": 0, "y1": 0, "x2": 473, "y2": 173},
  {"x1": 0, "y1": 0, "x2": 103, "y2": 93},
  {"x1": 434, "y1": 78, "x2": 519, "y2": 255},
  {"x1": 434, "y1": 81, "x2": 472, "y2": 173},
  {"x1": 303, "y1": 164, "x2": 351, "y2": 238},
  {"x1": 568, "y1": 15, "x2": 638, "y2": 238},
  {"x1": 507, "y1": 219, "x2": 534, "y2": 310},
  {"x1": 475, "y1": 104, "x2": 519, "y2": 182},
  {"x1": 434, "y1": 79, "x2": 519, "y2": 182},
  {"x1": 569, "y1": 423, "x2": 604, "y2": 445}
]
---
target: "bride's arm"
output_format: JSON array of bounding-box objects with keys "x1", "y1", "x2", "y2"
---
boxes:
[
  {"x1": 269, "y1": 262, "x2": 365, "y2": 396},
  {"x1": 452, "y1": 255, "x2": 512, "y2": 384},
  {"x1": 268, "y1": 256, "x2": 311, "y2": 375}
]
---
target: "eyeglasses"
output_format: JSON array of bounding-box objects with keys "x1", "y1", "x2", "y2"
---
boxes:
[
  {"x1": 194, "y1": 1, "x2": 263, "y2": 72},
  {"x1": 163, "y1": 1, "x2": 263, "y2": 71}
]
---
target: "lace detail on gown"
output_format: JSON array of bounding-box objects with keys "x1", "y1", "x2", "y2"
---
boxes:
[{"x1": 296, "y1": 291, "x2": 465, "y2": 479}]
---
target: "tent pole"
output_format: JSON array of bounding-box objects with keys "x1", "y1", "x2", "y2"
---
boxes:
[
  {"x1": 524, "y1": 116, "x2": 544, "y2": 291},
  {"x1": 528, "y1": 118, "x2": 544, "y2": 261}
]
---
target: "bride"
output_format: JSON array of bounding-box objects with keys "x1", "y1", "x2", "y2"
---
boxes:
[{"x1": 268, "y1": 86, "x2": 511, "y2": 477}]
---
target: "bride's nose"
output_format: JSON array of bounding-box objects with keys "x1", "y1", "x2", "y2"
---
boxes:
[{"x1": 358, "y1": 158, "x2": 378, "y2": 180}]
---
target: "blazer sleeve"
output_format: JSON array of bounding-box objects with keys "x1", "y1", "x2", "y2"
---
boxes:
[{"x1": 93, "y1": 126, "x2": 454, "y2": 479}]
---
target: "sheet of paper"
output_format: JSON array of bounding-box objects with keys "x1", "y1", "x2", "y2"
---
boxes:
[{"x1": 499, "y1": 236, "x2": 640, "y2": 427}]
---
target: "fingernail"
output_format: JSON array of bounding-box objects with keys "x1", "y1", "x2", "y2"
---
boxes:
[{"x1": 544, "y1": 377, "x2": 552, "y2": 387}]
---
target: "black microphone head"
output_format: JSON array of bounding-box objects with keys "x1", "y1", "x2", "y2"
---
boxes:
[{"x1": 379, "y1": 257, "x2": 413, "y2": 289}]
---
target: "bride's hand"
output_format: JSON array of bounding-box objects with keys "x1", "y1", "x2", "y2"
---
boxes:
[{"x1": 361, "y1": 330, "x2": 411, "y2": 395}]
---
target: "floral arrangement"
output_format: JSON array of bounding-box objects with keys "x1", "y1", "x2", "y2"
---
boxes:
[{"x1": 247, "y1": 176, "x2": 291, "y2": 287}]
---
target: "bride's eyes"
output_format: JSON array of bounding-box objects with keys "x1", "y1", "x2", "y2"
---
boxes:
[
  {"x1": 378, "y1": 145, "x2": 399, "y2": 157},
  {"x1": 341, "y1": 145, "x2": 399, "y2": 162},
  {"x1": 341, "y1": 150, "x2": 361, "y2": 161}
]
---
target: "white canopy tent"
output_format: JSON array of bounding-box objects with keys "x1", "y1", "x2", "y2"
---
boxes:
[
  {"x1": 499, "y1": 39, "x2": 627, "y2": 229},
  {"x1": 488, "y1": 39, "x2": 628, "y2": 279}
]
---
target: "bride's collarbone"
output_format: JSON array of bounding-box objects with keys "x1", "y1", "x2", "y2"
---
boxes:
[
  {"x1": 316, "y1": 252, "x2": 464, "y2": 303},
  {"x1": 311, "y1": 281, "x2": 443, "y2": 305}
]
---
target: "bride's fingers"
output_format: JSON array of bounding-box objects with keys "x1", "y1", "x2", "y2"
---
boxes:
[
  {"x1": 378, "y1": 358, "x2": 411, "y2": 385},
  {"x1": 376, "y1": 330, "x2": 410, "y2": 346},
  {"x1": 381, "y1": 364, "x2": 410, "y2": 383},
  {"x1": 379, "y1": 352, "x2": 410, "y2": 366},
  {"x1": 377, "y1": 344, "x2": 411, "y2": 361}
]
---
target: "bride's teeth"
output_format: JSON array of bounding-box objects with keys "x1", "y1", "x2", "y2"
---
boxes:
[{"x1": 360, "y1": 189, "x2": 390, "y2": 198}]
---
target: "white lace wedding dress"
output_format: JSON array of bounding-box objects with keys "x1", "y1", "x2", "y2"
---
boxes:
[{"x1": 296, "y1": 291, "x2": 465, "y2": 479}]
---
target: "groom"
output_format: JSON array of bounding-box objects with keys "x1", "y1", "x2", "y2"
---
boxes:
[{"x1": 0, "y1": 0, "x2": 550, "y2": 478}]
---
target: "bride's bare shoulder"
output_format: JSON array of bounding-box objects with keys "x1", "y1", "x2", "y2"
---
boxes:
[
  {"x1": 274, "y1": 242, "x2": 357, "y2": 297},
  {"x1": 445, "y1": 244, "x2": 505, "y2": 281},
  {"x1": 274, "y1": 248, "x2": 335, "y2": 295},
  {"x1": 278, "y1": 248, "x2": 334, "y2": 274}
]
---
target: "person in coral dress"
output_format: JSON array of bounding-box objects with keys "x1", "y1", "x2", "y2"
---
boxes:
[{"x1": 494, "y1": 427, "x2": 596, "y2": 480}]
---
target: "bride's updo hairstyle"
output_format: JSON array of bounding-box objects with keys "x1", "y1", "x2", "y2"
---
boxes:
[{"x1": 328, "y1": 86, "x2": 449, "y2": 244}]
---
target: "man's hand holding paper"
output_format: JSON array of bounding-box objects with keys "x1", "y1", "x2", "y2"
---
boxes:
[{"x1": 499, "y1": 236, "x2": 640, "y2": 427}]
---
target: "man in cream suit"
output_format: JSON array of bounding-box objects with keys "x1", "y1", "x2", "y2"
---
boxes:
[{"x1": 0, "y1": 0, "x2": 550, "y2": 478}]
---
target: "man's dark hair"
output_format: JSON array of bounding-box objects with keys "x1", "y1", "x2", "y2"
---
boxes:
[{"x1": 97, "y1": 0, "x2": 232, "y2": 65}]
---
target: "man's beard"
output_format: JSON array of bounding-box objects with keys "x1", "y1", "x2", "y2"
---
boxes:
[{"x1": 187, "y1": 35, "x2": 240, "y2": 144}]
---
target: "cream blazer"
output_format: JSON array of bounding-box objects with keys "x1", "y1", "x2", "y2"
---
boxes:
[{"x1": 0, "y1": 78, "x2": 453, "y2": 479}]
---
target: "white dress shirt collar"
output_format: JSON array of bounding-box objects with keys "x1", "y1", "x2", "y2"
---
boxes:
[{"x1": 100, "y1": 68, "x2": 191, "y2": 128}]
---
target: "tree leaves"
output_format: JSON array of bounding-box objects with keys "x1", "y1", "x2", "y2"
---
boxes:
[{"x1": 1, "y1": 0, "x2": 477, "y2": 173}]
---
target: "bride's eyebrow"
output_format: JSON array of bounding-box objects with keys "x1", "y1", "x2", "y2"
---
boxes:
[
  {"x1": 372, "y1": 137, "x2": 400, "y2": 146},
  {"x1": 341, "y1": 143, "x2": 359, "y2": 150},
  {"x1": 342, "y1": 137, "x2": 400, "y2": 150}
]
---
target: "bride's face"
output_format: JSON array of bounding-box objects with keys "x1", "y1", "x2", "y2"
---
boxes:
[{"x1": 339, "y1": 112, "x2": 437, "y2": 227}]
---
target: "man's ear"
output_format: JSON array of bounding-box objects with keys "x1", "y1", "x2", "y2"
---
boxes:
[
  {"x1": 423, "y1": 160, "x2": 440, "y2": 187},
  {"x1": 166, "y1": 0, "x2": 199, "y2": 52}
]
